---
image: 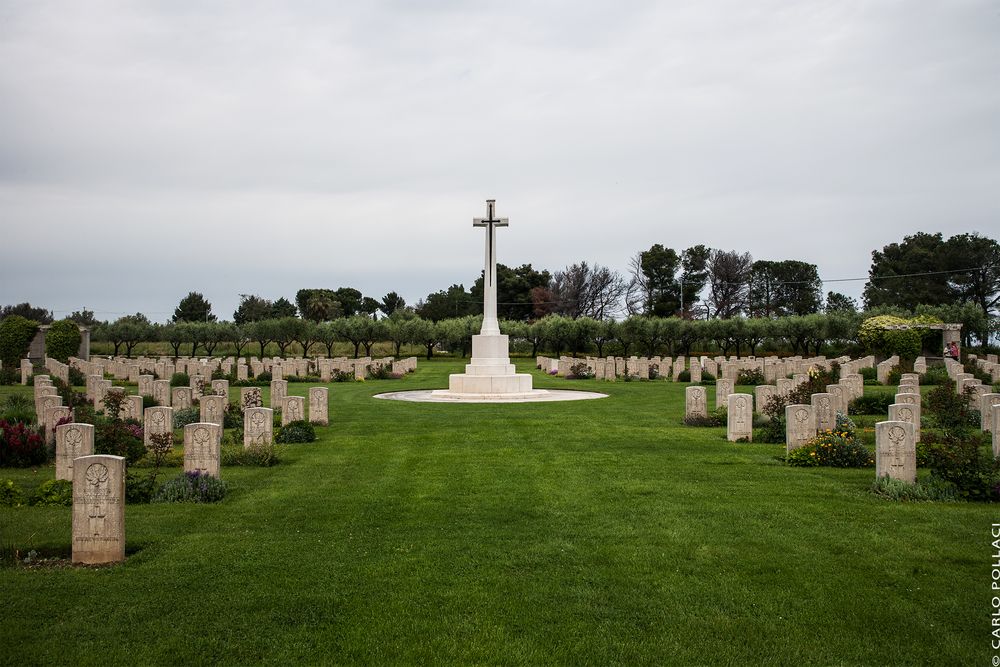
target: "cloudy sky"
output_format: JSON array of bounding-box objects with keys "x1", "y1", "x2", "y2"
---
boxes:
[{"x1": 1, "y1": 1, "x2": 998, "y2": 322}]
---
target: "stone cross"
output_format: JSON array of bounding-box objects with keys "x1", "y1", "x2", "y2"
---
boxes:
[
  {"x1": 727, "y1": 393, "x2": 753, "y2": 442},
  {"x1": 811, "y1": 393, "x2": 835, "y2": 433},
  {"x1": 56, "y1": 422, "x2": 94, "y2": 481},
  {"x1": 785, "y1": 404, "x2": 816, "y2": 453},
  {"x1": 309, "y1": 387, "x2": 329, "y2": 426},
  {"x1": 473, "y1": 199, "x2": 509, "y2": 337},
  {"x1": 184, "y1": 423, "x2": 221, "y2": 477},
  {"x1": 715, "y1": 379, "x2": 734, "y2": 409},
  {"x1": 876, "y1": 420, "x2": 916, "y2": 483},
  {"x1": 685, "y1": 386, "x2": 708, "y2": 419},
  {"x1": 72, "y1": 454, "x2": 125, "y2": 565},
  {"x1": 244, "y1": 407, "x2": 273, "y2": 449},
  {"x1": 281, "y1": 396, "x2": 305, "y2": 426}
]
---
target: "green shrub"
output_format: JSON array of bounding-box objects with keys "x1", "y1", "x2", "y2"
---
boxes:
[
  {"x1": 0, "y1": 420, "x2": 47, "y2": 467},
  {"x1": 67, "y1": 367, "x2": 86, "y2": 387},
  {"x1": 173, "y1": 406, "x2": 201, "y2": 430},
  {"x1": 736, "y1": 368, "x2": 765, "y2": 386},
  {"x1": 223, "y1": 402, "x2": 243, "y2": 430},
  {"x1": 0, "y1": 315, "x2": 39, "y2": 368},
  {"x1": 700, "y1": 371, "x2": 717, "y2": 385},
  {"x1": 859, "y1": 367, "x2": 878, "y2": 384},
  {"x1": 29, "y1": 479, "x2": 73, "y2": 507},
  {"x1": 153, "y1": 471, "x2": 227, "y2": 503},
  {"x1": 683, "y1": 408, "x2": 725, "y2": 427},
  {"x1": 849, "y1": 394, "x2": 897, "y2": 416},
  {"x1": 918, "y1": 367, "x2": 950, "y2": 385},
  {"x1": 94, "y1": 418, "x2": 146, "y2": 465},
  {"x1": 142, "y1": 395, "x2": 159, "y2": 410},
  {"x1": 125, "y1": 470, "x2": 158, "y2": 504},
  {"x1": 922, "y1": 434, "x2": 1000, "y2": 502},
  {"x1": 275, "y1": 420, "x2": 315, "y2": 443},
  {"x1": 170, "y1": 372, "x2": 190, "y2": 388},
  {"x1": 568, "y1": 362, "x2": 594, "y2": 380},
  {"x1": 44, "y1": 319, "x2": 81, "y2": 363},
  {"x1": 1, "y1": 394, "x2": 35, "y2": 425},
  {"x1": 0, "y1": 479, "x2": 26, "y2": 507},
  {"x1": 288, "y1": 375, "x2": 322, "y2": 383},
  {"x1": 885, "y1": 366, "x2": 902, "y2": 386},
  {"x1": 0, "y1": 368, "x2": 19, "y2": 386},
  {"x1": 925, "y1": 381, "x2": 976, "y2": 433},
  {"x1": 965, "y1": 361, "x2": 995, "y2": 386},
  {"x1": 870, "y1": 476, "x2": 956, "y2": 502},
  {"x1": 677, "y1": 370, "x2": 690, "y2": 382},
  {"x1": 256, "y1": 371, "x2": 272, "y2": 382},
  {"x1": 221, "y1": 443, "x2": 279, "y2": 467}
]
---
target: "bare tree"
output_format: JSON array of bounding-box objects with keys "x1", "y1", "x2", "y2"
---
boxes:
[
  {"x1": 624, "y1": 252, "x2": 653, "y2": 316},
  {"x1": 706, "y1": 249, "x2": 753, "y2": 318},
  {"x1": 551, "y1": 262, "x2": 627, "y2": 319}
]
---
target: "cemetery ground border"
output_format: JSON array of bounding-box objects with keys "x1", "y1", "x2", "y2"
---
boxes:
[{"x1": 0, "y1": 359, "x2": 993, "y2": 664}]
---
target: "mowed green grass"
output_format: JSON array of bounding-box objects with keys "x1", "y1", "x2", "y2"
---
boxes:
[{"x1": 0, "y1": 360, "x2": 992, "y2": 665}]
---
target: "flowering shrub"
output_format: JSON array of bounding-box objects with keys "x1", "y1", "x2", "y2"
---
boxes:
[
  {"x1": 0, "y1": 419, "x2": 47, "y2": 467},
  {"x1": 568, "y1": 363, "x2": 594, "y2": 380},
  {"x1": 153, "y1": 471, "x2": 227, "y2": 503},
  {"x1": 737, "y1": 368, "x2": 765, "y2": 386},
  {"x1": 331, "y1": 370, "x2": 354, "y2": 382},
  {"x1": 787, "y1": 414, "x2": 873, "y2": 468}
]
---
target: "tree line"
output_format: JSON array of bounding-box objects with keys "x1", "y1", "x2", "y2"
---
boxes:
[
  {"x1": 66, "y1": 301, "x2": 990, "y2": 360},
  {"x1": 3, "y1": 229, "x2": 997, "y2": 350}
]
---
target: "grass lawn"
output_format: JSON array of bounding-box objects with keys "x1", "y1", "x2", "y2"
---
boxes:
[{"x1": 0, "y1": 360, "x2": 993, "y2": 665}]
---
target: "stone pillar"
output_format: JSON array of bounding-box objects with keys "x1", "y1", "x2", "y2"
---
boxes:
[
  {"x1": 143, "y1": 406, "x2": 173, "y2": 449},
  {"x1": 754, "y1": 385, "x2": 776, "y2": 412},
  {"x1": 684, "y1": 386, "x2": 708, "y2": 419},
  {"x1": 981, "y1": 394, "x2": 1000, "y2": 433},
  {"x1": 270, "y1": 379, "x2": 288, "y2": 409},
  {"x1": 826, "y1": 385, "x2": 846, "y2": 416},
  {"x1": 689, "y1": 361, "x2": 702, "y2": 384},
  {"x1": 888, "y1": 403, "x2": 920, "y2": 443},
  {"x1": 72, "y1": 454, "x2": 125, "y2": 565},
  {"x1": 776, "y1": 378, "x2": 792, "y2": 397},
  {"x1": 44, "y1": 406, "x2": 71, "y2": 444},
  {"x1": 200, "y1": 395, "x2": 226, "y2": 427},
  {"x1": 785, "y1": 404, "x2": 816, "y2": 453},
  {"x1": 244, "y1": 407, "x2": 273, "y2": 448},
  {"x1": 183, "y1": 423, "x2": 222, "y2": 477},
  {"x1": 122, "y1": 395, "x2": 144, "y2": 422},
  {"x1": 171, "y1": 387, "x2": 192, "y2": 410},
  {"x1": 715, "y1": 379, "x2": 734, "y2": 409},
  {"x1": 56, "y1": 423, "x2": 95, "y2": 481},
  {"x1": 152, "y1": 379, "x2": 171, "y2": 407},
  {"x1": 727, "y1": 394, "x2": 753, "y2": 442},
  {"x1": 993, "y1": 404, "x2": 1000, "y2": 458},
  {"x1": 211, "y1": 379, "x2": 229, "y2": 398},
  {"x1": 281, "y1": 395, "x2": 305, "y2": 425},
  {"x1": 811, "y1": 393, "x2": 835, "y2": 433},
  {"x1": 309, "y1": 387, "x2": 329, "y2": 426},
  {"x1": 875, "y1": 420, "x2": 916, "y2": 483}
]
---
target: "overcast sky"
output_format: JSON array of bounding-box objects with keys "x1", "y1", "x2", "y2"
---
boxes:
[{"x1": 1, "y1": 1, "x2": 998, "y2": 322}]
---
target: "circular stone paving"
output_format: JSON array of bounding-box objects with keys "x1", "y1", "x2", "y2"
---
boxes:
[{"x1": 373, "y1": 389, "x2": 609, "y2": 404}]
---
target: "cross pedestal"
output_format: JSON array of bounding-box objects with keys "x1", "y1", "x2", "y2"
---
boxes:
[{"x1": 433, "y1": 200, "x2": 536, "y2": 398}]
